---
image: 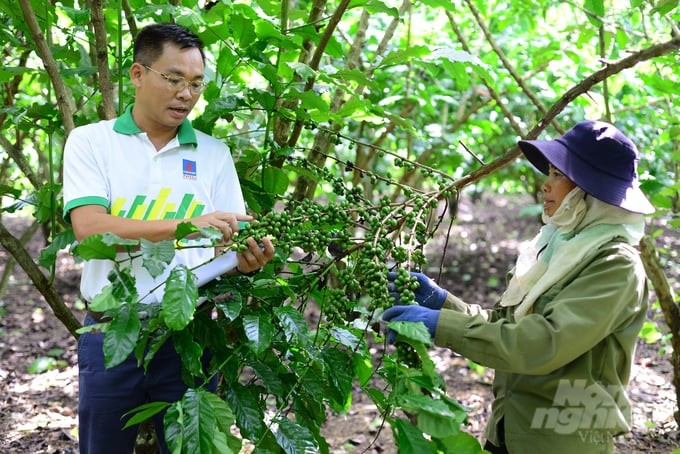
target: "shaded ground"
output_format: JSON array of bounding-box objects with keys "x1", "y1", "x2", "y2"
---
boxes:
[{"x1": 1, "y1": 194, "x2": 679, "y2": 453}]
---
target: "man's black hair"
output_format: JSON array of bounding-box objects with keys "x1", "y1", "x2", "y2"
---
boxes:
[{"x1": 133, "y1": 23, "x2": 205, "y2": 65}]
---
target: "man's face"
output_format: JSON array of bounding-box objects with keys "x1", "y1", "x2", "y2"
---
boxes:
[{"x1": 130, "y1": 43, "x2": 205, "y2": 132}]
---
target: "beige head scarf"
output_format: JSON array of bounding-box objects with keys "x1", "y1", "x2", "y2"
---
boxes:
[{"x1": 500, "y1": 187, "x2": 645, "y2": 320}]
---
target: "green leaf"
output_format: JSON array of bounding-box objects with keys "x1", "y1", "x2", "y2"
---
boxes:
[
  {"x1": 141, "y1": 239, "x2": 176, "y2": 279},
  {"x1": 418, "y1": 0, "x2": 456, "y2": 9},
  {"x1": 173, "y1": 329, "x2": 204, "y2": 378},
  {"x1": 225, "y1": 383, "x2": 266, "y2": 440},
  {"x1": 255, "y1": 18, "x2": 287, "y2": 42},
  {"x1": 298, "y1": 365, "x2": 326, "y2": 403},
  {"x1": 75, "y1": 234, "x2": 117, "y2": 260},
  {"x1": 39, "y1": 228, "x2": 76, "y2": 269},
  {"x1": 330, "y1": 327, "x2": 360, "y2": 349},
  {"x1": 428, "y1": 48, "x2": 486, "y2": 68},
  {"x1": 162, "y1": 265, "x2": 198, "y2": 331},
  {"x1": 274, "y1": 306, "x2": 308, "y2": 344},
  {"x1": 388, "y1": 320, "x2": 433, "y2": 345},
  {"x1": 348, "y1": 0, "x2": 399, "y2": 17},
  {"x1": 27, "y1": 356, "x2": 58, "y2": 374},
  {"x1": 438, "y1": 431, "x2": 485, "y2": 453},
  {"x1": 101, "y1": 232, "x2": 140, "y2": 248},
  {"x1": 651, "y1": 0, "x2": 678, "y2": 15},
  {"x1": 211, "y1": 430, "x2": 232, "y2": 454},
  {"x1": 286, "y1": 62, "x2": 316, "y2": 80},
  {"x1": 32, "y1": 184, "x2": 60, "y2": 223},
  {"x1": 321, "y1": 348, "x2": 353, "y2": 412},
  {"x1": 181, "y1": 388, "x2": 217, "y2": 454},
  {"x1": 584, "y1": 0, "x2": 604, "y2": 26},
  {"x1": 250, "y1": 360, "x2": 286, "y2": 395},
  {"x1": 273, "y1": 417, "x2": 320, "y2": 454},
  {"x1": 108, "y1": 267, "x2": 139, "y2": 303},
  {"x1": 164, "y1": 402, "x2": 184, "y2": 452},
  {"x1": 293, "y1": 90, "x2": 330, "y2": 113},
  {"x1": 263, "y1": 166, "x2": 290, "y2": 196},
  {"x1": 392, "y1": 418, "x2": 436, "y2": 454},
  {"x1": 243, "y1": 314, "x2": 274, "y2": 354},
  {"x1": 122, "y1": 401, "x2": 171, "y2": 429},
  {"x1": 88, "y1": 285, "x2": 121, "y2": 312},
  {"x1": 103, "y1": 304, "x2": 141, "y2": 368},
  {"x1": 353, "y1": 353, "x2": 373, "y2": 387},
  {"x1": 379, "y1": 45, "x2": 430, "y2": 68},
  {"x1": 203, "y1": 392, "x2": 235, "y2": 434},
  {"x1": 0, "y1": 183, "x2": 21, "y2": 199},
  {"x1": 240, "y1": 179, "x2": 276, "y2": 212},
  {"x1": 174, "y1": 222, "x2": 223, "y2": 242},
  {"x1": 215, "y1": 291, "x2": 244, "y2": 321},
  {"x1": 399, "y1": 395, "x2": 466, "y2": 438}
]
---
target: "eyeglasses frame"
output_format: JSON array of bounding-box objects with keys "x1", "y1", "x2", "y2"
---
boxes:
[{"x1": 141, "y1": 64, "x2": 207, "y2": 95}]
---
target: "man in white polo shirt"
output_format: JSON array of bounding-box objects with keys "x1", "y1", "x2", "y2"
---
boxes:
[{"x1": 63, "y1": 23, "x2": 274, "y2": 453}]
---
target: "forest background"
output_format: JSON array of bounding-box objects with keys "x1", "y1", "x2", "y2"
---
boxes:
[{"x1": 0, "y1": 0, "x2": 679, "y2": 452}]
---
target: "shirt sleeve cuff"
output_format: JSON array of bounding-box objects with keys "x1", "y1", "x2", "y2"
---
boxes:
[
  {"x1": 442, "y1": 291, "x2": 469, "y2": 312},
  {"x1": 434, "y1": 308, "x2": 470, "y2": 349}
]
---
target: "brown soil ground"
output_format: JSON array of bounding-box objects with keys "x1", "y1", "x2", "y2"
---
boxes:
[{"x1": 1, "y1": 194, "x2": 679, "y2": 453}]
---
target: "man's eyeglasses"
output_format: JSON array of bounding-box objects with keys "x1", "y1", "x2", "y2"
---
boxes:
[{"x1": 142, "y1": 64, "x2": 207, "y2": 95}]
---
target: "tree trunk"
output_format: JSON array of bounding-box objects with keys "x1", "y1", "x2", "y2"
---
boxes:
[{"x1": 639, "y1": 235, "x2": 680, "y2": 426}]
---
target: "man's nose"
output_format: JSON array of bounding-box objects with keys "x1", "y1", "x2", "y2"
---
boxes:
[{"x1": 176, "y1": 85, "x2": 192, "y2": 99}]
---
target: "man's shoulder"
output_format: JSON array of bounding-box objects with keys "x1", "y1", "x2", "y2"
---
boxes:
[
  {"x1": 193, "y1": 128, "x2": 230, "y2": 153},
  {"x1": 71, "y1": 117, "x2": 117, "y2": 135}
]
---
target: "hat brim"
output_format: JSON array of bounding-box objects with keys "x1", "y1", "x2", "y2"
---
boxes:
[{"x1": 518, "y1": 139, "x2": 655, "y2": 214}]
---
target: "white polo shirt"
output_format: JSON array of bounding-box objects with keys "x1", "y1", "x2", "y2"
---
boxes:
[{"x1": 63, "y1": 105, "x2": 245, "y2": 303}]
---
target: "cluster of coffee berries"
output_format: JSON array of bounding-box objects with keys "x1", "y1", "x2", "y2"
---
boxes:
[
  {"x1": 395, "y1": 342, "x2": 421, "y2": 367},
  {"x1": 389, "y1": 267, "x2": 420, "y2": 306}
]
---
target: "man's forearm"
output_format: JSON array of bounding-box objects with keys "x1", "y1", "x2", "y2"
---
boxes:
[{"x1": 71, "y1": 208, "x2": 180, "y2": 242}]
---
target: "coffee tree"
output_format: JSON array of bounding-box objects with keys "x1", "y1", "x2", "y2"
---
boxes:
[{"x1": 1, "y1": 0, "x2": 678, "y2": 452}]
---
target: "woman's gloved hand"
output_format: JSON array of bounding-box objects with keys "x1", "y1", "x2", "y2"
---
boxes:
[
  {"x1": 381, "y1": 305, "x2": 440, "y2": 342},
  {"x1": 387, "y1": 271, "x2": 447, "y2": 309}
]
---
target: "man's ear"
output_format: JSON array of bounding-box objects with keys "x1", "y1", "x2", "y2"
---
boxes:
[{"x1": 129, "y1": 62, "x2": 144, "y2": 88}]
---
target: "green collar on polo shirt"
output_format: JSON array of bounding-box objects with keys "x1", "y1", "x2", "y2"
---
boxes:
[{"x1": 114, "y1": 104, "x2": 198, "y2": 146}]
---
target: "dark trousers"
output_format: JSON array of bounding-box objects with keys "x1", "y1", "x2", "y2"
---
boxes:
[
  {"x1": 78, "y1": 314, "x2": 217, "y2": 453},
  {"x1": 483, "y1": 417, "x2": 509, "y2": 454}
]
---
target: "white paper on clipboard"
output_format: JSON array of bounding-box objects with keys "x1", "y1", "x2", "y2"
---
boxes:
[{"x1": 148, "y1": 251, "x2": 239, "y2": 304}]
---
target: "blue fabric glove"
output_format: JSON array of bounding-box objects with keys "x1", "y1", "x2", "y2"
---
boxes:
[
  {"x1": 381, "y1": 305, "x2": 440, "y2": 342},
  {"x1": 387, "y1": 271, "x2": 447, "y2": 309}
]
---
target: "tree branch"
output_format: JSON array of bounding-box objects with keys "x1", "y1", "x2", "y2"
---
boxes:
[
  {"x1": 288, "y1": 0, "x2": 353, "y2": 146},
  {"x1": 463, "y1": 0, "x2": 564, "y2": 134},
  {"x1": 89, "y1": 0, "x2": 116, "y2": 120},
  {"x1": 0, "y1": 135, "x2": 41, "y2": 189},
  {"x1": 18, "y1": 0, "x2": 76, "y2": 136},
  {"x1": 639, "y1": 235, "x2": 680, "y2": 425},
  {"x1": 452, "y1": 35, "x2": 680, "y2": 190},
  {"x1": 446, "y1": 11, "x2": 525, "y2": 137},
  {"x1": 0, "y1": 221, "x2": 40, "y2": 299},
  {"x1": 271, "y1": 0, "x2": 326, "y2": 151},
  {"x1": 0, "y1": 222, "x2": 81, "y2": 338},
  {"x1": 291, "y1": 7, "x2": 371, "y2": 200}
]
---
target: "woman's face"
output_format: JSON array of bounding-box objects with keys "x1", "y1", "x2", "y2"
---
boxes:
[{"x1": 542, "y1": 164, "x2": 577, "y2": 216}]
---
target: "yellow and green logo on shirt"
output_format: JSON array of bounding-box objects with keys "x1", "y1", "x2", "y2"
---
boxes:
[{"x1": 111, "y1": 187, "x2": 205, "y2": 220}]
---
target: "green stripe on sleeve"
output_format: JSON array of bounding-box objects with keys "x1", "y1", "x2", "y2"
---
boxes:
[{"x1": 63, "y1": 196, "x2": 109, "y2": 223}]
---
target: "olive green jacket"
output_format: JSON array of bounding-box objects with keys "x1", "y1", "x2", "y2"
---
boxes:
[{"x1": 435, "y1": 240, "x2": 648, "y2": 454}]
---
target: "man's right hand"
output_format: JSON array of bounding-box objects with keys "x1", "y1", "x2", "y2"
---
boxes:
[{"x1": 189, "y1": 211, "x2": 252, "y2": 243}]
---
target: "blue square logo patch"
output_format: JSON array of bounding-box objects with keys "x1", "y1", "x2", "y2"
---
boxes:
[{"x1": 183, "y1": 159, "x2": 197, "y2": 179}]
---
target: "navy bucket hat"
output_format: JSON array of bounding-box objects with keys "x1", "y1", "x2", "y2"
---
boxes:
[{"x1": 518, "y1": 120, "x2": 654, "y2": 214}]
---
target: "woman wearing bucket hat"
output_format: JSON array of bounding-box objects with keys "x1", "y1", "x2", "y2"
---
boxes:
[{"x1": 382, "y1": 120, "x2": 652, "y2": 453}]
